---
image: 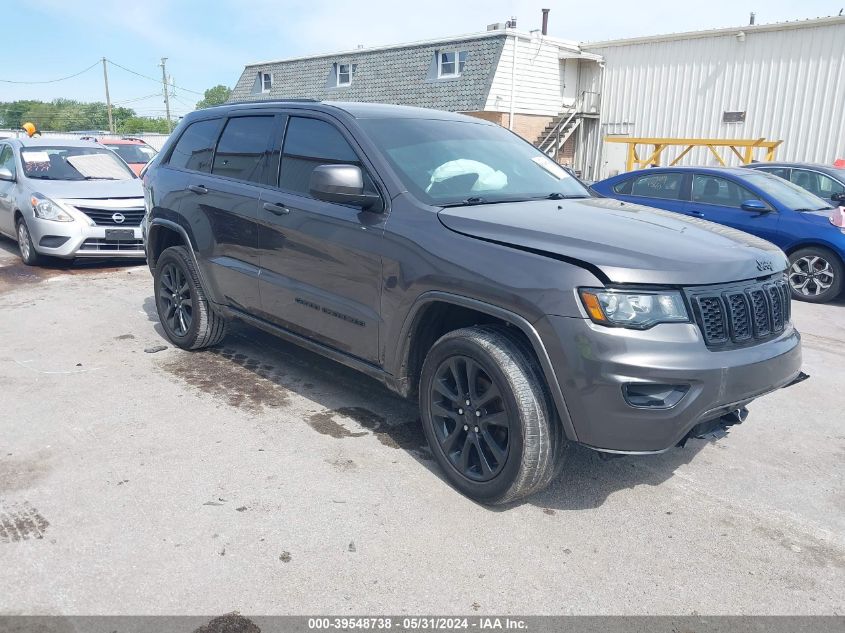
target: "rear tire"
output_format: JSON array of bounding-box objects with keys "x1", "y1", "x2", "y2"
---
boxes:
[
  {"x1": 154, "y1": 245, "x2": 227, "y2": 349},
  {"x1": 419, "y1": 325, "x2": 567, "y2": 505},
  {"x1": 787, "y1": 247, "x2": 844, "y2": 303}
]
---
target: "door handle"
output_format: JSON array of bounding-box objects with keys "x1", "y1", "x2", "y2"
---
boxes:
[
  {"x1": 689, "y1": 210, "x2": 705, "y2": 217},
  {"x1": 188, "y1": 184, "x2": 208, "y2": 194},
  {"x1": 263, "y1": 202, "x2": 290, "y2": 216}
]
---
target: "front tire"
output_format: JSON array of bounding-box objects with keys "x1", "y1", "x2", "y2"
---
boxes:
[
  {"x1": 419, "y1": 325, "x2": 566, "y2": 505},
  {"x1": 17, "y1": 218, "x2": 44, "y2": 266},
  {"x1": 787, "y1": 247, "x2": 844, "y2": 303},
  {"x1": 154, "y1": 245, "x2": 227, "y2": 349}
]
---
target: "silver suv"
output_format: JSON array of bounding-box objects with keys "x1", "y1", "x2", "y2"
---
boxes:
[{"x1": 0, "y1": 138, "x2": 145, "y2": 265}]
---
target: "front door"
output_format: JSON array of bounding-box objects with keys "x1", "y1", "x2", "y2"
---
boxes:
[
  {"x1": 789, "y1": 168, "x2": 845, "y2": 207},
  {"x1": 684, "y1": 173, "x2": 784, "y2": 246},
  {"x1": 0, "y1": 144, "x2": 17, "y2": 237},
  {"x1": 257, "y1": 114, "x2": 385, "y2": 364}
]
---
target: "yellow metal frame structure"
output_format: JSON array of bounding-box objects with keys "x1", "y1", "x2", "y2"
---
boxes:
[{"x1": 605, "y1": 137, "x2": 783, "y2": 172}]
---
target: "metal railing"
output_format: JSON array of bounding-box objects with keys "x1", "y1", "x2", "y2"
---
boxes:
[{"x1": 537, "y1": 90, "x2": 601, "y2": 157}]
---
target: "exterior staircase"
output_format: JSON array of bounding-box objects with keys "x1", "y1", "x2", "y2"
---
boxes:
[{"x1": 535, "y1": 105, "x2": 583, "y2": 160}]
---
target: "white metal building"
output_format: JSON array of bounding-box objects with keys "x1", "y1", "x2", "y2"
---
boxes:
[{"x1": 582, "y1": 16, "x2": 845, "y2": 179}]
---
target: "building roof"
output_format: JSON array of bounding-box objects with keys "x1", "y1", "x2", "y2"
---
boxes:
[
  {"x1": 582, "y1": 15, "x2": 845, "y2": 48},
  {"x1": 229, "y1": 32, "x2": 508, "y2": 112}
]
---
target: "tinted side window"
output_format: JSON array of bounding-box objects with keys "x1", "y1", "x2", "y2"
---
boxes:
[
  {"x1": 168, "y1": 119, "x2": 221, "y2": 173},
  {"x1": 758, "y1": 167, "x2": 790, "y2": 179},
  {"x1": 692, "y1": 175, "x2": 761, "y2": 208},
  {"x1": 211, "y1": 116, "x2": 276, "y2": 184},
  {"x1": 0, "y1": 146, "x2": 15, "y2": 176},
  {"x1": 612, "y1": 178, "x2": 632, "y2": 194},
  {"x1": 790, "y1": 169, "x2": 845, "y2": 197},
  {"x1": 279, "y1": 117, "x2": 360, "y2": 195},
  {"x1": 630, "y1": 173, "x2": 684, "y2": 200}
]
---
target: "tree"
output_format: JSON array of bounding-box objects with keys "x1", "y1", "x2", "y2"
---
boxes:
[
  {"x1": 0, "y1": 99, "x2": 171, "y2": 133},
  {"x1": 196, "y1": 85, "x2": 232, "y2": 109}
]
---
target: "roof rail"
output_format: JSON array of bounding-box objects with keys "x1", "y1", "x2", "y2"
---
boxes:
[{"x1": 225, "y1": 97, "x2": 321, "y2": 107}]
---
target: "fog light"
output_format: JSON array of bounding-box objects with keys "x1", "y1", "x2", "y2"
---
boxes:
[{"x1": 623, "y1": 383, "x2": 689, "y2": 409}]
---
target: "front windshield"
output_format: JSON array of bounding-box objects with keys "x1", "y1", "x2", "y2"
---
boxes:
[
  {"x1": 111, "y1": 144, "x2": 157, "y2": 164},
  {"x1": 20, "y1": 146, "x2": 135, "y2": 181},
  {"x1": 742, "y1": 171, "x2": 831, "y2": 211},
  {"x1": 358, "y1": 118, "x2": 591, "y2": 206}
]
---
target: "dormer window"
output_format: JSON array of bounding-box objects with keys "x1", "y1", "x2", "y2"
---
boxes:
[
  {"x1": 261, "y1": 72, "x2": 272, "y2": 93},
  {"x1": 438, "y1": 51, "x2": 468, "y2": 78},
  {"x1": 337, "y1": 63, "x2": 354, "y2": 86}
]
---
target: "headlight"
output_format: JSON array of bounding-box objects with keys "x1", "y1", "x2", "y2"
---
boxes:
[
  {"x1": 30, "y1": 194, "x2": 73, "y2": 222},
  {"x1": 579, "y1": 288, "x2": 689, "y2": 329}
]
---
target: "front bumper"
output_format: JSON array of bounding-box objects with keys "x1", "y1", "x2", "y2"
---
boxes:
[
  {"x1": 27, "y1": 216, "x2": 144, "y2": 259},
  {"x1": 537, "y1": 315, "x2": 803, "y2": 453}
]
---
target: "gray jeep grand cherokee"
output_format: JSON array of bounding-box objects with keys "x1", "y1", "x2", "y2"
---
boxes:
[{"x1": 142, "y1": 101, "x2": 803, "y2": 504}]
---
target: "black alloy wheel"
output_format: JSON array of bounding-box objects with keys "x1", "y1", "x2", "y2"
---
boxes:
[
  {"x1": 158, "y1": 261, "x2": 194, "y2": 337},
  {"x1": 429, "y1": 355, "x2": 510, "y2": 482}
]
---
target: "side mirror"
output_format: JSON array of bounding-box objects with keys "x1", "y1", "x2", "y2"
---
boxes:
[
  {"x1": 831, "y1": 192, "x2": 845, "y2": 203},
  {"x1": 309, "y1": 164, "x2": 382, "y2": 211},
  {"x1": 0, "y1": 167, "x2": 14, "y2": 182},
  {"x1": 740, "y1": 199, "x2": 769, "y2": 213}
]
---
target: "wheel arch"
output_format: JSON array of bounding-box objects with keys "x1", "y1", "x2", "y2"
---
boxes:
[
  {"x1": 392, "y1": 291, "x2": 579, "y2": 442},
  {"x1": 784, "y1": 240, "x2": 845, "y2": 262},
  {"x1": 147, "y1": 218, "x2": 219, "y2": 304}
]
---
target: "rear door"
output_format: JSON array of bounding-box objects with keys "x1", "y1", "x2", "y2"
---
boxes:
[
  {"x1": 684, "y1": 173, "x2": 784, "y2": 246},
  {"x1": 171, "y1": 113, "x2": 276, "y2": 314},
  {"x1": 612, "y1": 171, "x2": 689, "y2": 214},
  {"x1": 256, "y1": 113, "x2": 386, "y2": 364}
]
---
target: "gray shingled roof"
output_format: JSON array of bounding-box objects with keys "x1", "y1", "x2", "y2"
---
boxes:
[{"x1": 229, "y1": 34, "x2": 507, "y2": 111}]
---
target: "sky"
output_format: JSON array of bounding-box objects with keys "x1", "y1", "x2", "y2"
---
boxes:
[{"x1": 1, "y1": 0, "x2": 841, "y2": 120}]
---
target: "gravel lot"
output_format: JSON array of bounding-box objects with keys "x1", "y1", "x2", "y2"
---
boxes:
[{"x1": 0, "y1": 236, "x2": 843, "y2": 615}]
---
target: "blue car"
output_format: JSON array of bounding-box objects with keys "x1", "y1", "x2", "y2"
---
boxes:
[{"x1": 592, "y1": 167, "x2": 845, "y2": 303}]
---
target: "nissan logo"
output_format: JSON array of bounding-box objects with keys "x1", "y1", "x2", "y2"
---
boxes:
[{"x1": 112, "y1": 212, "x2": 126, "y2": 224}]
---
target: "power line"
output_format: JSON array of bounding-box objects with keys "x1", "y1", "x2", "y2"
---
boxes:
[
  {"x1": 106, "y1": 59, "x2": 204, "y2": 95},
  {"x1": 0, "y1": 61, "x2": 100, "y2": 84}
]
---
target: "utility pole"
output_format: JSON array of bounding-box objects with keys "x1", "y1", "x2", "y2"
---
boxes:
[
  {"x1": 102, "y1": 57, "x2": 114, "y2": 134},
  {"x1": 159, "y1": 57, "x2": 172, "y2": 132}
]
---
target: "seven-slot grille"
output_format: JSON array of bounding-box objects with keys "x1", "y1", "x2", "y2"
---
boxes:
[
  {"x1": 689, "y1": 278, "x2": 791, "y2": 348},
  {"x1": 78, "y1": 207, "x2": 145, "y2": 226}
]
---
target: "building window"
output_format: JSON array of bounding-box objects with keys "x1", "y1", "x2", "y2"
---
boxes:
[
  {"x1": 438, "y1": 51, "x2": 468, "y2": 78},
  {"x1": 261, "y1": 72, "x2": 272, "y2": 93},
  {"x1": 336, "y1": 63, "x2": 355, "y2": 87}
]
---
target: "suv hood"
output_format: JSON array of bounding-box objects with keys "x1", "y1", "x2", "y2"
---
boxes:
[
  {"x1": 438, "y1": 197, "x2": 787, "y2": 286},
  {"x1": 25, "y1": 178, "x2": 143, "y2": 200}
]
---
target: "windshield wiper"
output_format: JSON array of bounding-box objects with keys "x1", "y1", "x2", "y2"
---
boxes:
[
  {"x1": 546, "y1": 192, "x2": 591, "y2": 200},
  {"x1": 794, "y1": 206, "x2": 834, "y2": 212},
  {"x1": 440, "y1": 196, "x2": 521, "y2": 208}
]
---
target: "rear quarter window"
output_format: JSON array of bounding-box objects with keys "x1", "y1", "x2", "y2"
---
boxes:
[{"x1": 167, "y1": 118, "x2": 222, "y2": 173}]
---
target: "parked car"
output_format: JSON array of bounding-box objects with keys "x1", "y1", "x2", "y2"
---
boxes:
[
  {"x1": 0, "y1": 138, "x2": 145, "y2": 265},
  {"x1": 142, "y1": 102, "x2": 803, "y2": 504},
  {"x1": 592, "y1": 167, "x2": 844, "y2": 303},
  {"x1": 743, "y1": 162, "x2": 845, "y2": 208},
  {"x1": 84, "y1": 136, "x2": 158, "y2": 176}
]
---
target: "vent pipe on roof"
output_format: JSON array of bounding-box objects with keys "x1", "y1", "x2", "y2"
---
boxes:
[
  {"x1": 749, "y1": 12, "x2": 755, "y2": 25},
  {"x1": 541, "y1": 9, "x2": 549, "y2": 35}
]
